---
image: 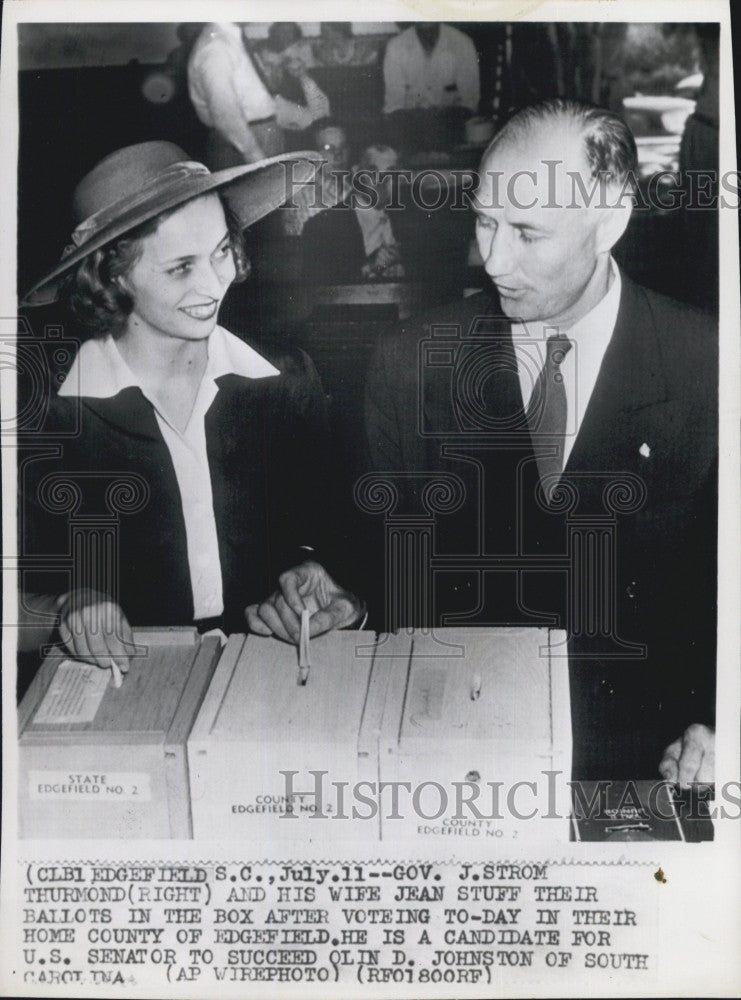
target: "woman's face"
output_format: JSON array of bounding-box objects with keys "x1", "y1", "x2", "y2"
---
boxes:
[{"x1": 121, "y1": 194, "x2": 236, "y2": 343}]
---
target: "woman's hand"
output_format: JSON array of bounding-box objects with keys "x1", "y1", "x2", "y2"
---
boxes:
[
  {"x1": 245, "y1": 561, "x2": 366, "y2": 643},
  {"x1": 56, "y1": 589, "x2": 134, "y2": 677}
]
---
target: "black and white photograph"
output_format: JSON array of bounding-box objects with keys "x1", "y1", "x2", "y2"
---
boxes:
[{"x1": 1, "y1": 0, "x2": 739, "y2": 996}]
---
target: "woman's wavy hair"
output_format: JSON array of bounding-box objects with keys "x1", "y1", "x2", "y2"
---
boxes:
[{"x1": 63, "y1": 194, "x2": 250, "y2": 336}]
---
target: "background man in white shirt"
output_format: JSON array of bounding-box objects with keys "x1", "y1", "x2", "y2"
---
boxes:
[
  {"x1": 383, "y1": 22, "x2": 480, "y2": 115},
  {"x1": 188, "y1": 22, "x2": 279, "y2": 166},
  {"x1": 188, "y1": 23, "x2": 329, "y2": 168},
  {"x1": 364, "y1": 99, "x2": 717, "y2": 783}
]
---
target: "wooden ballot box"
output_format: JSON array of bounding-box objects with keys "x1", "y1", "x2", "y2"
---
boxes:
[
  {"x1": 18, "y1": 628, "x2": 220, "y2": 839},
  {"x1": 374, "y1": 628, "x2": 572, "y2": 843},
  {"x1": 188, "y1": 631, "x2": 391, "y2": 842}
]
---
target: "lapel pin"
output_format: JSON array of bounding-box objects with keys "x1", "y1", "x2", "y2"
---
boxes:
[{"x1": 639, "y1": 443, "x2": 651, "y2": 458}]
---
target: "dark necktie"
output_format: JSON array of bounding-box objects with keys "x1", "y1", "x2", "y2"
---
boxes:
[{"x1": 526, "y1": 335, "x2": 572, "y2": 501}]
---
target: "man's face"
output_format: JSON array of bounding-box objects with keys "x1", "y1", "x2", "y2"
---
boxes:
[
  {"x1": 316, "y1": 126, "x2": 350, "y2": 172},
  {"x1": 474, "y1": 128, "x2": 610, "y2": 328},
  {"x1": 283, "y1": 42, "x2": 310, "y2": 77}
]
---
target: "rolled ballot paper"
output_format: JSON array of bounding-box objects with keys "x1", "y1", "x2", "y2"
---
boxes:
[
  {"x1": 298, "y1": 608, "x2": 311, "y2": 685},
  {"x1": 108, "y1": 657, "x2": 123, "y2": 688}
]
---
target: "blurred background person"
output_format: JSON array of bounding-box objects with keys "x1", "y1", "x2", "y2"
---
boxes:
[
  {"x1": 256, "y1": 22, "x2": 331, "y2": 138},
  {"x1": 280, "y1": 118, "x2": 351, "y2": 237},
  {"x1": 161, "y1": 22, "x2": 205, "y2": 99},
  {"x1": 383, "y1": 22, "x2": 480, "y2": 114},
  {"x1": 313, "y1": 22, "x2": 379, "y2": 67},
  {"x1": 188, "y1": 22, "x2": 330, "y2": 169},
  {"x1": 188, "y1": 22, "x2": 282, "y2": 165},
  {"x1": 301, "y1": 142, "x2": 406, "y2": 284},
  {"x1": 257, "y1": 22, "x2": 314, "y2": 91}
]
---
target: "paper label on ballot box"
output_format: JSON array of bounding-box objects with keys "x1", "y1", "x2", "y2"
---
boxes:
[
  {"x1": 32, "y1": 658, "x2": 110, "y2": 725},
  {"x1": 29, "y1": 771, "x2": 152, "y2": 801},
  {"x1": 408, "y1": 666, "x2": 447, "y2": 723}
]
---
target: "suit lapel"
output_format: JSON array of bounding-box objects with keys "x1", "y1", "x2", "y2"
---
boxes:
[
  {"x1": 80, "y1": 387, "x2": 164, "y2": 442},
  {"x1": 565, "y1": 276, "x2": 670, "y2": 476},
  {"x1": 423, "y1": 294, "x2": 524, "y2": 438},
  {"x1": 206, "y1": 375, "x2": 267, "y2": 547}
]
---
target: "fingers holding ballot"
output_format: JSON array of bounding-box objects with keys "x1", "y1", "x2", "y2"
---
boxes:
[
  {"x1": 659, "y1": 723, "x2": 715, "y2": 787},
  {"x1": 57, "y1": 588, "x2": 134, "y2": 684},
  {"x1": 244, "y1": 560, "x2": 366, "y2": 643}
]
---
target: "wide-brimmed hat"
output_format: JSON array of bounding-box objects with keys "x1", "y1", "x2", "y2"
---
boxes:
[{"x1": 22, "y1": 141, "x2": 323, "y2": 306}]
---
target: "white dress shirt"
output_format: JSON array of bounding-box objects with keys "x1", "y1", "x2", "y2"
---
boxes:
[
  {"x1": 511, "y1": 259, "x2": 622, "y2": 468},
  {"x1": 383, "y1": 24, "x2": 480, "y2": 114},
  {"x1": 188, "y1": 23, "x2": 276, "y2": 162},
  {"x1": 59, "y1": 326, "x2": 280, "y2": 620}
]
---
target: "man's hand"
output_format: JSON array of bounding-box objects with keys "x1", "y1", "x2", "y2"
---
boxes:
[
  {"x1": 659, "y1": 724, "x2": 715, "y2": 786},
  {"x1": 362, "y1": 243, "x2": 405, "y2": 281},
  {"x1": 57, "y1": 589, "x2": 133, "y2": 676},
  {"x1": 245, "y1": 561, "x2": 365, "y2": 643}
]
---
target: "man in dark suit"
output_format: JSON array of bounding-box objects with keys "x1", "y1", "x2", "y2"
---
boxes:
[{"x1": 364, "y1": 99, "x2": 717, "y2": 782}]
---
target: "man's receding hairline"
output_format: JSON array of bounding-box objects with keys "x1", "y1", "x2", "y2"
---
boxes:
[
  {"x1": 481, "y1": 116, "x2": 589, "y2": 171},
  {"x1": 479, "y1": 99, "x2": 638, "y2": 186}
]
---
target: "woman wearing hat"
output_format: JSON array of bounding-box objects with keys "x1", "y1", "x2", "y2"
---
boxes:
[{"x1": 20, "y1": 141, "x2": 363, "y2": 682}]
